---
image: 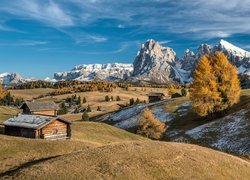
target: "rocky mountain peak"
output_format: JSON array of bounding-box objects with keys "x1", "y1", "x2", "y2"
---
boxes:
[
  {"x1": 132, "y1": 39, "x2": 178, "y2": 83},
  {"x1": 197, "y1": 44, "x2": 213, "y2": 57},
  {"x1": 183, "y1": 49, "x2": 196, "y2": 60},
  {"x1": 0, "y1": 72, "x2": 26, "y2": 85}
]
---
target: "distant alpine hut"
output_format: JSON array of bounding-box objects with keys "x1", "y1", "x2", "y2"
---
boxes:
[
  {"x1": 171, "y1": 93, "x2": 182, "y2": 98},
  {"x1": 20, "y1": 101, "x2": 59, "y2": 116},
  {"x1": 3, "y1": 114, "x2": 71, "y2": 140},
  {"x1": 148, "y1": 92, "x2": 165, "y2": 103}
]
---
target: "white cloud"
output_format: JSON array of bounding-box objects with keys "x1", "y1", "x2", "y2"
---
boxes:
[
  {"x1": 1, "y1": 0, "x2": 250, "y2": 40},
  {"x1": 57, "y1": 28, "x2": 107, "y2": 43},
  {"x1": 159, "y1": 40, "x2": 172, "y2": 45},
  {"x1": 112, "y1": 41, "x2": 140, "y2": 53},
  {"x1": 66, "y1": 0, "x2": 250, "y2": 39},
  {"x1": 0, "y1": 40, "x2": 48, "y2": 46},
  {"x1": 89, "y1": 35, "x2": 107, "y2": 42},
  {"x1": 118, "y1": 24, "x2": 125, "y2": 29},
  {"x1": 0, "y1": 0, "x2": 74, "y2": 27}
]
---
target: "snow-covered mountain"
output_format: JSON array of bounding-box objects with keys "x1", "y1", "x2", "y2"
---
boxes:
[
  {"x1": 0, "y1": 73, "x2": 26, "y2": 85},
  {"x1": 178, "y1": 39, "x2": 250, "y2": 83},
  {"x1": 54, "y1": 63, "x2": 133, "y2": 81},
  {"x1": 3, "y1": 39, "x2": 248, "y2": 85},
  {"x1": 129, "y1": 39, "x2": 249, "y2": 84},
  {"x1": 52, "y1": 39, "x2": 250, "y2": 84}
]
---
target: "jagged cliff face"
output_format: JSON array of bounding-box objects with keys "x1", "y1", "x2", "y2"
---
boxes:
[
  {"x1": 131, "y1": 39, "x2": 178, "y2": 83},
  {"x1": 178, "y1": 39, "x2": 250, "y2": 83},
  {"x1": 5, "y1": 39, "x2": 247, "y2": 86},
  {"x1": 0, "y1": 73, "x2": 26, "y2": 85},
  {"x1": 53, "y1": 39, "x2": 249, "y2": 84},
  {"x1": 54, "y1": 63, "x2": 133, "y2": 81}
]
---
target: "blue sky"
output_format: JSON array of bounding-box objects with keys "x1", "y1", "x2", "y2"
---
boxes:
[{"x1": 0, "y1": 0, "x2": 250, "y2": 79}]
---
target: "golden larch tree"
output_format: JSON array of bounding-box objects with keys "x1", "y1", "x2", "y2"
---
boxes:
[
  {"x1": 137, "y1": 108, "x2": 166, "y2": 139},
  {"x1": 0, "y1": 85, "x2": 6, "y2": 99},
  {"x1": 191, "y1": 51, "x2": 241, "y2": 118}
]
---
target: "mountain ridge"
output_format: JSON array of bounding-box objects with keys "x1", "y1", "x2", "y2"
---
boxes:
[{"x1": 1, "y1": 39, "x2": 249, "y2": 85}]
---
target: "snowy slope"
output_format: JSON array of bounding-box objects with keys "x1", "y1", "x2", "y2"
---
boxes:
[
  {"x1": 54, "y1": 63, "x2": 133, "y2": 81},
  {"x1": 183, "y1": 109, "x2": 250, "y2": 154},
  {"x1": 219, "y1": 39, "x2": 250, "y2": 57}
]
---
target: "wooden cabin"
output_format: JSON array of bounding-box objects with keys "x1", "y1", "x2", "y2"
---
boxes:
[
  {"x1": 148, "y1": 93, "x2": 165, "y2": 103},
  {"x1": 171, "y1": 93, "x2": 182, "y2": 98},
  {"x1": 3, "y1": 114, "x2": 71, "y2": 140},
  {"x1": 20, "y1": 101, "x2": 59, "y2": 116}
]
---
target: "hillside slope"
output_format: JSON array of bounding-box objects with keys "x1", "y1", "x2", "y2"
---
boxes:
[
  {"x1": 103, "y1": 90, "x2": 250, "y2": 155},
  {"x1": 6, "y1": 141, "x2": 250, "y2": 180},
  {"x1": 0, "y1": 121, "x2": 146, "y2": 175}
]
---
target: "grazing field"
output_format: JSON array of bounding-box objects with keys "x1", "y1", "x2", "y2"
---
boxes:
[
  {"x1": 10, "y1": 87, "x2": 170, "y2": 121},
  {"x1": 0, "y1": 89, "x2": 249, "y2": 179},
  {"x1": 9, "y1": 88, "x2": 54, "y2": 100},
  {"x1": 2, "y1": 141, "x2": 249, "y2": 179},
  {"x1": 71, "y1": 121, "x2": 146, "y2": 144},
  {"x1": 0, "y1": 106, "x2": 19, "y2": 123},
  {"x1": 0, "y1": 121, "x2": 146, "y2": 176}
]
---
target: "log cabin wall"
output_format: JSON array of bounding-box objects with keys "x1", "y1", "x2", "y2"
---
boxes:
[
  {"x1": 5, "y1": 126, "x2": 36, "y2": 138},
  {"x1": 32, "y1": 110, "x2": 57, "y2": 116},
  {"x1": 41, "y1": 120, "x2": 68, "y2": 140}
]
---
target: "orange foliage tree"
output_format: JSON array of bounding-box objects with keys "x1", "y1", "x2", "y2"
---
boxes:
[
  {"x1": 137, "y1": 108, "x2": 166, "y2": 139},
  {"x1": 0, "y1": 86, "x2": 6, "y2": 99},
  {"x1": 191, "y1": 51, "x2": 241, "y2": 118}
]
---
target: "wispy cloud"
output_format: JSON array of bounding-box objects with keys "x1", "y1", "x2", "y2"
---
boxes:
[
  {"x1": 57, "y1": 28, "x2": 108, "y2": 43},
  {"x1": 0, "y1": 40, "x2": 48, "y2": 46},
  {"x1": 111, "y1": 41, "x2": 140, "y2": 53},
  {"x1": 117, "y1": 24, "x2": 125, "y2": 29},
  {"x1": 89, "y1": 35, "x2": 107, "y2": 42},
  {"x1": 0, "y1": 0, "x2": 74, "y2": 27},
  {"x1": 66, "y1": 0, "x2": 250, "y2": 39},
  {"x1": 1, "y1": 0, "x2": 250, "y2": 41},
  {"x1": 159, "y1": 40, "x2": 172, "y2": 45}
]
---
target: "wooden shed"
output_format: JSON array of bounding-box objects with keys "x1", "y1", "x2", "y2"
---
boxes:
[
  {"x1": 20, "y1": 101, "x2": 59, "y2": 116},
  {"x1": 171, "y1": 93, "x2": 182, "y2": 98},
  {"x1": 148, "y1": 92, "x2": 165, "y2": 103},
  {"x1": 3, "y1": 114, "x2": 71, "y2": 140}
]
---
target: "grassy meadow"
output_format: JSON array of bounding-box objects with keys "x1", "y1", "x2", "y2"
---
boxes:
[
  {"x1": 0, "y1": 88, "x2": 249, "y2": 179},
  {"x1": 9, "y1": 87, "x2": 170, "y2": 121}
]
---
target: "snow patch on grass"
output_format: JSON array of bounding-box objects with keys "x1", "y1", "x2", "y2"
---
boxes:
[{"x1": 185, "y1": 109, "x2": 250, "y2": 154}]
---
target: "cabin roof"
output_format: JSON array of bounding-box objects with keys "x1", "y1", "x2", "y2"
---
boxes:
[
  {"x1": 148, "y1": 92, "x2": 165, "y2": 97},
  {"x1": 3, "y1": 114, "x2": 71, "y2": 129},
  {"x1": 20, "y1": 101, "x2": 59, "y2": 111},
  {"x1": 171, "y1": 93, "x2": 182, "y2": 96}
]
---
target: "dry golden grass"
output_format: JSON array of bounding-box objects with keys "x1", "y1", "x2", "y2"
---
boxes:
[
  {"x1": 0, "y1": 106, "x2": 20, "y2": 123},
  {"x1": 38, "y1": 87, "x2": 169, "y2": 120},
  {"x1": 9, "y1": 88, "x2": 54, "y2": 100},
  {"x1": 0, "y1": 121, "x2": 146, "y2": 176},
  {"x1": 0, "y1": 135, "x2": 95, "y2": 174},
  {"x1": 8, "y1": 87, "x2": 169, "y2": 121},
  {"x1": 71, "y1": 121, "x2": 146, "y2": 144},
  {"x1": 0, "y1": 89, "x2": 249, "y2": 179},
  {"x1": 8, "y1": 141, "x2": 250, "y2": 180}
]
